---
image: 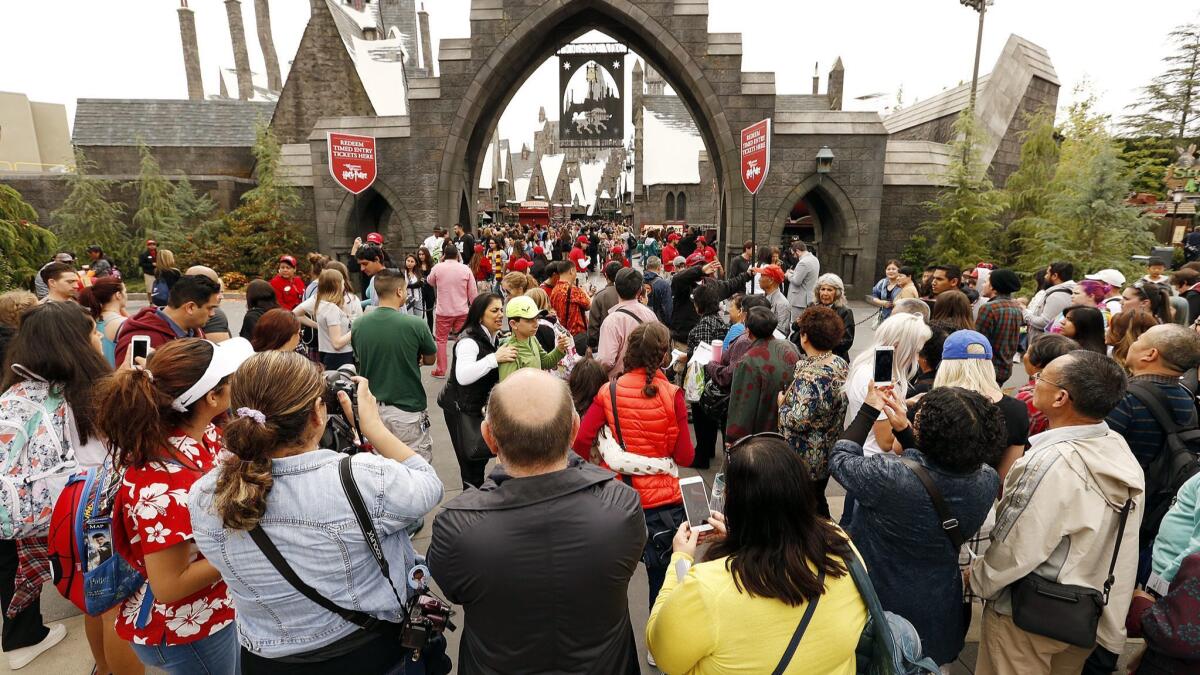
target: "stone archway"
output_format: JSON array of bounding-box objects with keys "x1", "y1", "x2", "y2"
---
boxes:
[
  {"x1": 436, "y1": 1, "x2": 741, "y2": 243},
  {"x1": 332, "y1": 179, "x2": 417, "y2": 251},
  {"x1": 770, "y1": 175, "x2": 864, "y2": 290}
]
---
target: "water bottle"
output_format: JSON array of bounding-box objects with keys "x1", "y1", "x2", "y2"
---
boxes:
[
  {"x1": 709, "y1": 473, "x2": 725, "y2": 514},
  {"x1": 710, "y1": 339, "x2": 723, "y2": 362}
]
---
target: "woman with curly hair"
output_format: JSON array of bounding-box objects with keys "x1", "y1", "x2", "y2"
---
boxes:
[
  {"x1": 1107, "y1": 309, "x2": 1159, "y2": 366},
  {"x1": 828, "y1": 383, "x2": 1001, "y2": 668},
  {"x1": 572, "y1": 321, "x2": 694, "y2": 610}
]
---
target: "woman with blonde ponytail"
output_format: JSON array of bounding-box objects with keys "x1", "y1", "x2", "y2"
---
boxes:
[
  {"x1": 97, "y1": 337, "x2": 254, "y2": 673},
  {"x1": 188, "y1": 351, "x2": 444, "y2": 673}
]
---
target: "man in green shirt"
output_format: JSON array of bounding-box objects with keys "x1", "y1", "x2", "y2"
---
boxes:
[{"x1": 352, "y1": 270, "x2": 437, "y2": 461}]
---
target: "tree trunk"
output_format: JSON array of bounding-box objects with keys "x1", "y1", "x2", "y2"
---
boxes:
[{"x1": 1179, "y1": 48, "x2": 1198, "y2": 140}]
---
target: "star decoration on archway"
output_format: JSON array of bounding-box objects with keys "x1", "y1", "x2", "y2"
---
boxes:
[
  {"x1": 563, "y1": 60, "x2": 572, "y2": 70},
  {"x1": 612, "y1": 60, "x2": 621, "y2": 70}
]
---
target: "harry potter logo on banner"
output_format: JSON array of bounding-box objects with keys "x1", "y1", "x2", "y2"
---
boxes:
[{"x1": 559, "y1": 45, "x2": 626, "y2": 147}]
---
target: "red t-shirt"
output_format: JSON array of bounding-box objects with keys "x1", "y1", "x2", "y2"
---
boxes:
[
  {"x1": 662, "y1": 245, "x2": 679, "y2": 272},
  {"x1": 112, "y1": 425, "x2": 234, "y2": 646},
  {"x1": 568, "y1": 247, "x2": 589, "y2": 274},
  {"x1": 270, "y1": 275, "x2": 305, "y2": 311}
]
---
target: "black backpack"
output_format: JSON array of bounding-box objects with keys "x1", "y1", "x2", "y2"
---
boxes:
[{"x1": 1126, "y1": 381, "x2": 1200, "y2": 542}]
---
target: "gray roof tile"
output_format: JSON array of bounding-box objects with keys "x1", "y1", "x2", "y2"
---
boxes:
[{"x1": 73, "y1": 99, "x2": 275, "y2": 147}]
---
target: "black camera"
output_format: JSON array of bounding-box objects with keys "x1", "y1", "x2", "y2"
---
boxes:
[
  {"x1": 323, "y1": 366, "x2": 358, "y2": 410},
  {"x1": 400, "y1": 594, "x2": 456, "y2": 653},
  {"x1": 321, "y1": 366, "x2": 370, "y2": 454}
]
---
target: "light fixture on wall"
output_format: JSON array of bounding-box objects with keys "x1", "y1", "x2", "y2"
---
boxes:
[{"x1": 815, "y1": 146, "x2": 835, "y2": 179}]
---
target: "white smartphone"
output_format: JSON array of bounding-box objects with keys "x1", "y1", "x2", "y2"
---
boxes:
[
  {"x1": 679, "y1": 476, "x2": 713, "y2": 533},
  {"x1": 130, "y1": 335, "x2": 152, "y2": 363},
  {"x1": 872, "y1": 345, "x2": 894, "y2": 387}
]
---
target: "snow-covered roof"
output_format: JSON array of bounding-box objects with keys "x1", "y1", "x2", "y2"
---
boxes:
[
  {"x1": 348, "y1": 35, "x2": 408, "y2": 115},
  {"x1": 540, "y1": 153, "x2": 565, "y2": 193},
  {"x1": 331, "y1": 0, "x2": 379, "y2": 32},
  {"x1": 479, "y1": 143, "x2": 494, "y2": 189},
  {"x1": 642, "y1": 96, "x2": 703, "y2": 185},
  {"x1": 600, "y1": 189, "x2": 611, "y2": 199},
  {"x1": 577, "y1": 158, "x2": 608, "y2": 206},
  {"x1": 570, "y1": 177, "x2": 586, "y2": 206},
  {"x1": 514, "y1": 176, "x2": 531, "y2": 202}
]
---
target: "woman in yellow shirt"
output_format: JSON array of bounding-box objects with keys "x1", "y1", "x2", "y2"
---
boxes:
[{"x1": 646, "y1": 435, "x2": 868, "y2": 674}]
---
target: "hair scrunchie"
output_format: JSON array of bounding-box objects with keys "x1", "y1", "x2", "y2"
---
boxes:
[{"x1": 236, "y1": 407, "x2": 267, "y2": 426}]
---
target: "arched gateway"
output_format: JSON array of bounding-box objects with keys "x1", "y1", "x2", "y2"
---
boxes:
[{"x1": 272, "y1": 1, "x2": 1060, "y2": 292}]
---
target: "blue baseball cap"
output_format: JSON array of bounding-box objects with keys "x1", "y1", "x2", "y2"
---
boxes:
[{"x1": 942, "y1": 330, "x2": 993, "y2": 360}]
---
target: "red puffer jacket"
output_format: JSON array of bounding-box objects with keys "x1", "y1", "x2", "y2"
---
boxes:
[{"x1": 595, "y1": 370, "x2": 682, "y2": 509}]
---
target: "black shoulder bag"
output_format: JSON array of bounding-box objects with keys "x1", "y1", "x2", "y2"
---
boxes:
[
  {"x1": 1010, "y1": 499, "x2": 1132, "y2": 648},
  {"x1": 770, "y1": 570, "x2": 825, "y2": 675},
  {"x1": 247, "y1": 456, "x2": 452, "y2": 667},
  {"x1": 898, "y1": 458, "x2": 966, "y2": 549},
  {"x1": 1125, "y1": 381, "x2": 1200, "y2": 542}
]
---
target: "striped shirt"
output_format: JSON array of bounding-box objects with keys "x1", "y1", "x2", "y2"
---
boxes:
[{"x1": 1105, "y1": 375, "x2": 1198, "y2": 468}]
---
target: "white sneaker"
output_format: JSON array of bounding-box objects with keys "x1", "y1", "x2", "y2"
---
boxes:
[
  {"x1": 7, "y1": 623, "x2": 67, "y2": 670},
  {"x1": 647, "y1": 650, "x2": 657, "y2": 668}
]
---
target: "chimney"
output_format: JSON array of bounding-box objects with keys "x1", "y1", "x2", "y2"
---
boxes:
[
  {"x1": 828, "y1": 57, "x2": 844, "y2": 111},
  {"x1": 418, "y1": 3, "x2": 433, "y2": 76},
  {"x1": 177, "y1": 1, "x2": 204, "y2": 100},
  {"x1": 538, "y1": 106, "x2": 546, "y2": 124},
  {"x1": 225, "y1": 0, "x2": 254, "y2": 100},
  {"x1": 811, "y1": 62, "x2": 819, "y2": 96},
  {"x1": 253, "y1": 0, "x2": 283, "y2": 92}
]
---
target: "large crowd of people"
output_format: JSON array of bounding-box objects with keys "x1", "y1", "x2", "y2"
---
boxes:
[{"x1": 0, "y1": 222, "x2": 1198, "y2": 675}]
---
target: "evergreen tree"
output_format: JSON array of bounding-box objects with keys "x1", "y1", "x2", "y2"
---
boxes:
[
  {"x1": 0, "y1": 185, "x2": 57, "y2": 290},
  {"x1": 1119, "y1": 136, "x2": 1177, "y2": 197},
  {"x1": 919, "y1": 108, "x2": 1006, "y2": 269},
  {"x1": 183, "y1": 123, "x2": 309, "y2": 275},
  {"x1": 173, "y1": 176, "x2": 217, "y2": 229},
  {"x1": 1124, "y1": 21, "x2": 1200, "y2": 139},
  {"x1": 130, "y1": 143, "x2": 182, "y2": 247},
  {"x1": 50, "y1": 150, "x2": 130, "y2": 267},
  {"x1": 1001, "y1": 110, "x2": 1059, "y2": 269},
  {"x1": 1020, "y1": 91, "x2": 1156, "y2": 281}
]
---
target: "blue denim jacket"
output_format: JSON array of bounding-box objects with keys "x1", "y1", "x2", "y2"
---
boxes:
[{"x1": 188, "y1": 450, "x2": 443, "y2": 658}]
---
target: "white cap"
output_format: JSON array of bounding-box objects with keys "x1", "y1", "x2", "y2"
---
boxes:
[
  {"x1": 1085, "y1": 269, "x2": 1125, "y2": 287},
  {"x1": 171, "y1": 338, "x2": 255, "y2": 412}
]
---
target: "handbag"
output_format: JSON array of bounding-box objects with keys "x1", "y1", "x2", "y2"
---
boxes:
[
  {"x1": 1009, "y1": 499, "x2": 1133, "y2": 648},
  {"x1": 847, "y1": 554, "x2": 940, "y2": 675},
  {"x1": 454, "y1": 408, "x2": 493, "y2": 462},
  {"x1": 698, "y1": 378, "x2": 730, "y2": 420}
]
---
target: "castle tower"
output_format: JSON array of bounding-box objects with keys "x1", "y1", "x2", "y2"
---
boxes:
[
  {"x1": 418, "y1": 3, "x2": 433, "y2": 76},
  {"x1": 828, "y1": 57, "x2": 844, "y2": 111},
  {"x1": 644, "y1": 62, "x2": 665, "y2": 96},
  {"x1": 177, "y1": 0, "x2": 204, "y2": 100},
  {"x1": 632, "y1": 59, "x2": 644, "y2": 194},
  {"x1": 225, "y1": 0, "x2": 254, "y2": 100}
]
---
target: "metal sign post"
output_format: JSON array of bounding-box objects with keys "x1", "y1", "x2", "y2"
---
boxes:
[{"x1": 740, "y1": 119, "x2": 771, "y2": 261}]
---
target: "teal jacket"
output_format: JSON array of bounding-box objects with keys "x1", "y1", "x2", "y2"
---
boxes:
[{"x1": 1152, "y1": 472, "x2": 1200, "y2": 582}]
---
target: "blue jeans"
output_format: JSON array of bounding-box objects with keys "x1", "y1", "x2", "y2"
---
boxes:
[{"x1": 130, "y1": 625, "x2": 240, "y2": 675}]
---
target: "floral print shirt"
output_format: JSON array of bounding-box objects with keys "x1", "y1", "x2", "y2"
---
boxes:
[
  {"x1": 778, "y1": 354, "x2": 849, "y2": 481},
  {"x1": 112, "y1": 425, "x2": 233, "y2": 646}
]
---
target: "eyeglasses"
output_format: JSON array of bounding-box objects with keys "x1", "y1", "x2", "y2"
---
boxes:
[{"x1": 1034, "y1": 371, "x2": 1067, "y2": 392}]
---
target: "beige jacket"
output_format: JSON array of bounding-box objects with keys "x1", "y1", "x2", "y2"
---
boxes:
[{"x1": 970, "y1": 422, "x2": 1144, "y2": 652}]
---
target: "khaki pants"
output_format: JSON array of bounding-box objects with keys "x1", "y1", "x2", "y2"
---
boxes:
[
  {"x1": 975, "y1": 606, "x2": 1091, "y2": 675},
  {"x1": 379, "y1": 405, "x2": 433, "y2": 463}
]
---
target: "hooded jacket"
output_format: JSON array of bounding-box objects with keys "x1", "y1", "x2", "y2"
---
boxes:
[
  {"x1": 643, "y1": 271, "x2": 672, "y2": 324},
  {"x1": 970, "y1": 422, "x2": 1145, "y2": 653},
  {"x1": 113, "y1": 306, "x2": 202, "y2": 366},
  {"x1": 427, "y1": 456, "x2": 645, "y2": 675}
]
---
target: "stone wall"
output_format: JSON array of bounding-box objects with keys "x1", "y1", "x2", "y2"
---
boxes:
[
  {"x1": 988, "y1": 76, "x2": 1059, "y2": 188},
  {"x1": 79, "y1": 145, "x2": 258, "y2": 180},
  {"x1": 877, "y1": 183, "x2": 941, "y2": 270},
  {"x1": 888, "y1": 114, "x2": 957, "y2": 144}
]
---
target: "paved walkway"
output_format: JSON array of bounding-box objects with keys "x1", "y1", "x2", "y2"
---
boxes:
[{"x1": 4, "y1": 296, "x2": 1141, "y2": 674}]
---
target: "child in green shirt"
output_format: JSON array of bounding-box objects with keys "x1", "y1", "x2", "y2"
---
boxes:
[{"x1": 499, "y1": 296, "x2": 569, "y2": 381}]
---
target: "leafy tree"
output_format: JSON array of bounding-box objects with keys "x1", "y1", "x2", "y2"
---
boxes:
[
  {"x1": 1019, "y1": 91, "x2": 1156, "y2": 281},
  {"x1": 1120, "y1": 136, "x2": 1178, "y2": 197},
  {"x1": 899, "y1": 234, "x2": 933, "y2": 270},
  {"x1": 0, "y1": 185, "x2": 57, "y2": 290},
  {"x1": 919, "y1": 108, "x2": 1006, "y2": 269},
  {"x1": 130, "y1": 143, "x2": 182, "y2": 248},
  {"x1": 50, "y1": 150, "x2": 130, "y2": 268},
  {"x1": 181, "y1": 124, "x2": 309, "y2": 276},
  {"x1": 1124, "y1": 21, "x2": 1200, "y2": 139}
]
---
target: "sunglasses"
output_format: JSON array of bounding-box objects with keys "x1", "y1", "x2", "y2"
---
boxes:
[{"x1": 726, "y1": 431, "x2": 787, "y2": 455}]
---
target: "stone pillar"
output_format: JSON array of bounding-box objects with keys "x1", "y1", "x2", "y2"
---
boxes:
[
  {"x1": 811, "y1": 62, "x2": 819, "y2": 95},
  {"x1": 418, "y1": 4, "x2": 434, "y2": 76},
  {"x1": 254, "y1": 0, "x2": 283, "y2": 92},
  {"x1": 828, "y1": 57, "x2": 844, "y2": 111},
  {"x1": 632, "y1": 60, "x2": 644, "y2": 197},
  {"x1": 177, "y1": 2, "x2": 204, "y2": 101},
  {"x1": 225, "y1": 0, "x2": 254, "y2": 101}
]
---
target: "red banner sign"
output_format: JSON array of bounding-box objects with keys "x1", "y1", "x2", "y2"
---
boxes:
[
  {"x1": 328, "y1": 132, "x2": 377, "y2": 194},
  {"x1": 740, "y1": 119, "x2": 771, "y2": 195}
]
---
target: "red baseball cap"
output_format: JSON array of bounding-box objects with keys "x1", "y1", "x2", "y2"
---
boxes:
[
  {"x1": 510, "y1": 258, "x2": 532, "y2": 273},
  {"x1": 279, "y1": 255, "x2": 298, "y2": 268},
  {"x1": 610, "y1": 245, "x2": 623, "y2": 254},
  {"x1": 697, "y1": 236, "x2": 707, "y2": 244},
  {"x1": 667, "y1": 233, "x2": 681, "y2": 242},
  {"x1": 577, "y1": 236, "x2": 588, "y2": 244},
  {"x1": 760, "y1": 265, "x2": 786, "y2": 285},
  {"x1": 686, "y1": 252, "x2": 707, "y2": 267},
  {"x1": 365, "y1": 232, "x2": 384, "y2": 245},
  {"x1": 533, "y1": 246, "x2": 544, "y2": 255},
  {"x1": 146, "y1": 239, "x2": 157, "y2": 246}
]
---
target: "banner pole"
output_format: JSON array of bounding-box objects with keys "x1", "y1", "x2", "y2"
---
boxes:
[{"x1": 751, "y1": 192, "x2": 757, "y2": 264}]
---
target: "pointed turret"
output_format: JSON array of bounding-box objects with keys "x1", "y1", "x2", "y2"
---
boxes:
[{"x1": 828, "y1": 57, "x2": 844, "y2": 110}]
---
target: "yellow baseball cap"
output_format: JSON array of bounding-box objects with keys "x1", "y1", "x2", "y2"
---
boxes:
[{"x1": 505, "y1": 295, "x2": 546, "y2": 319}]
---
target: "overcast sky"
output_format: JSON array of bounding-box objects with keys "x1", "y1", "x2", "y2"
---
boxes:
[{"x1": 2, "y1": 1, "x2": 1196, "y2": 150}]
